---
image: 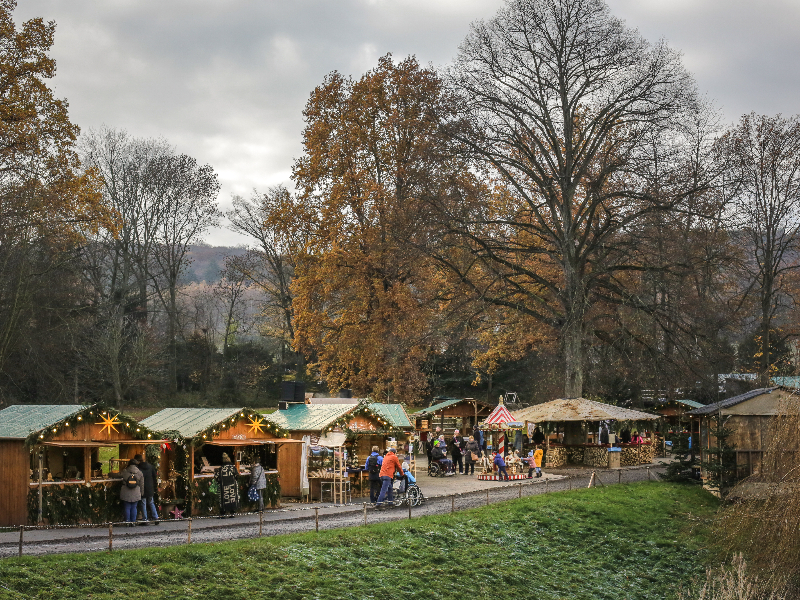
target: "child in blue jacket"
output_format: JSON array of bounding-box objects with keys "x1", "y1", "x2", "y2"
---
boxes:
[{"x1": 493, "y1": 452, "x2": 509, "y2": 481}]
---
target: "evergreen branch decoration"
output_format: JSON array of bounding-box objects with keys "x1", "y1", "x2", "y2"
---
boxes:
[{"x1": 24, "y1": 405, "x2": 159, "y2": 448}]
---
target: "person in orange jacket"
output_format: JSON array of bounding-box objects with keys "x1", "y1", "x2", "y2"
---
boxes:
[
  {"x1": 527, "y1": 445, "x2": 544, "y2": 478},
  {"x1": 376, "y1": 447, "x2": 403, "y2": 507}
]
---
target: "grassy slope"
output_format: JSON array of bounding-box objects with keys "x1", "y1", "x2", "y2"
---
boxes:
[{"x1": 0, "y1": 483, "x2": 717, "y2": 600}]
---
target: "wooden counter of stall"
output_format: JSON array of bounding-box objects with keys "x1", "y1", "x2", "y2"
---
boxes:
[
  {"x1": 0, "y1": 404, "x2": 162, "y2": 527},
  {"x1": 141, "y1": 407, "x2": 302, "y2": 515}
]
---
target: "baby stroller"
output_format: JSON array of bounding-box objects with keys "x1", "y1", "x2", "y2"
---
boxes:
[{"x1": 392, "y1": 475, "x2": 425, "y2": 507}]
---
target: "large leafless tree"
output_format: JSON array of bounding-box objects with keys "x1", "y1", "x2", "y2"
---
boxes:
[
  {"x1": 720, "y1": 113, "x2": 800, "y2": 385},
  {"x1": 442, "y1": 0, "x2": 708, "y2": 398}
]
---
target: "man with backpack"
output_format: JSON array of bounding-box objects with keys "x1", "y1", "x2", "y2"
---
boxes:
[
  {"x1": 364, "y1": 445, "x2": 383, "y2": 503},
  {"x1": 118, "y1": 458, "x2": 144, "y2": 525}
]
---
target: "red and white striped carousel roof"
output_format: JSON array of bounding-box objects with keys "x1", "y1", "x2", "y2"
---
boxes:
[{"x1": 484, "y1": 403, "x2": 518, "y2": 425}]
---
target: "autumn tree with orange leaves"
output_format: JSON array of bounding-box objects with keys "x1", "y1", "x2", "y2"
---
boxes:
[
  {"x1": 0, "y1": 0, "x2": 113, "y2": 387},
  {"x1": 291, "y1": 55, "x2": 477, "y2": 404}
]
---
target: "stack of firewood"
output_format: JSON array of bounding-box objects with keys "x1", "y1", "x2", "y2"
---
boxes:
[{"x1": 582, "y1": 446, "x2": 608, "y2": 467}]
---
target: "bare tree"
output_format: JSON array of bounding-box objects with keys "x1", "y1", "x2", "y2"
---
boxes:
[
  {"x1": 442, "y1": 0, "x2": 706, "y2": 398},
  {"x1": 720, "y1": 113, "x2": 800, "y2": 385},
  {"x1": 226, "y1": 186, "x2": 306, "y2": 368},
  {"x1": 214, "y1": 255, "x2": 253, "y2": 359},
  {"x1": 150, "y1": 154, "x2": 220, "y2": 393}
]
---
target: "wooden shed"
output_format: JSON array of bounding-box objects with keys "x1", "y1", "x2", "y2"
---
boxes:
[
  {"x1": 0, "y1": 404, "x2": 160, "y2": 527},
  {"x1": 268, "y1": 400, "x2": 414, "y2": 499},
  {"x1": 413, "y1": 397, "x2": 494, "y2": 435},
  {"x1": 140, "y1": 408, "x2": 301, "y2": 514},
  {"x1": 687, "y1": 387, "x2": 793, "y2": 479}
]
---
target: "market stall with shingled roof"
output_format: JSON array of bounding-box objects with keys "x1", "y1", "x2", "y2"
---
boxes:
[
  {"x1": 0, "y1": 404, "x2": 162, "y2": 526},
  {"x1": 140, "y1": 407, "x2": 300, "y2": 516},
  {"x1": 514, "y1": 398, "x2": 659, "y2": 469}
]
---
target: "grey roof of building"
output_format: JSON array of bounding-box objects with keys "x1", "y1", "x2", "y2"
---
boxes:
[
  {"x1": 686, "y1": 388, "x2": 778, "y2": 415},
  {"x1": 0, "y1": 405, "x2": 90, "y2": 439}
]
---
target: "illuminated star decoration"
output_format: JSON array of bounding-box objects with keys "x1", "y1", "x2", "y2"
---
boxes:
[
  {"x1": 170, "y1": 506, "x2": 184, "y2": 519},
  {"x1": 96, "y1": 414, "x2": 122, "y2": 436},
  {"x1": 248, "y1": 416, "x2": 265, "y2": 434}
]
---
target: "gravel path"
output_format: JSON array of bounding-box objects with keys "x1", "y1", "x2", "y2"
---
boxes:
[{"x1": 1, "y1": 464, "x2": 665, "y2": 558}]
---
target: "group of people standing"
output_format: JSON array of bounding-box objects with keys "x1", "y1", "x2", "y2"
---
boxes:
[
  {"x1": 117, "y1": 454, "x2": 159, "y2": 525},
  {"x1": 424, "y1": 426, "x2": 545, "y2": 481},
  {"x1": 426, "y1": 427, "x2": 485, "y2": 475}
]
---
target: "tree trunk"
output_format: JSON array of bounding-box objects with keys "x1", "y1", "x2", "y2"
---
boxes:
[
  {"x1": 168, "y1": 286, "x2": 178, "y2": 394},
  {"x1": 563, "y1": 315, "x2": 584, "y2": 399}
]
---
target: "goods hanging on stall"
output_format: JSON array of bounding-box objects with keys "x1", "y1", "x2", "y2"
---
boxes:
[
  {"x1": 0, "y1": 404, "x2": 164, "y2": 526},
  {"x1": 477, "y1": 400, "x2": 527, "y2": 480}
]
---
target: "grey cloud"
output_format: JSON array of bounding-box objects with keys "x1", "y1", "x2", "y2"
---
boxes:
[{"x1": 16, "y1": 0, "x2": 799, "y2": 245}]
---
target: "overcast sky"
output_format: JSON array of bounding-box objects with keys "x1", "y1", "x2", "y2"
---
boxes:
[{"x1": 17, "y1": 0, "x2": 800, "y2": 246}]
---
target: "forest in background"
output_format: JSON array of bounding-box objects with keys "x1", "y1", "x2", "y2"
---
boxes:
[{"x1": 3, "y1": 0, "x2": 800, "y2": 411}]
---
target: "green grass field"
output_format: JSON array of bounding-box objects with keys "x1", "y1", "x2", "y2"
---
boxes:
[{"x1": 0, "y1": 482, "x2": 718, "y2": 600}]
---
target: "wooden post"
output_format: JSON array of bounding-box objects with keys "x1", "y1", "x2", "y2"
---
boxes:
[
  {"x1": 545, "y1": 478, "x2": 549, "y2": 493},
  {"x1": 18, "y1": 526, "x2": 23, "y2": 557},
  {"x1": 83, "y1": 446, "x2": 92, "y2": 485},
  {"x1": 408, "y1": 500, "x2": 411, "y2": 520},
  {"x1": 618, "y1": 469, "x2": 622, "y2": 484},
  {"x1": 647, "y1": 466, "x2": 651, "y2": 481},
  {"x1": 486, "y1": 488, "x2": 489, "y2": 505},
  {"x1": 189, "y1": 445, "x2": 195, "y2": 514},
  {"x1": 451, "y1": 495, "x2": 455, "y2": 514},
  {"x1": 187, "y1": 518, "x2": 192, "y2": 544},
  {"x1": 569, "y1": 478, "x2": 572, "y2": 490},
  {"x1": 37, "y1": 450, "x2": 44, "y2": 525},
  {"x1": 363, "y1": 503, "x2": 367, "y2": 526},
  {"x1": 587, "y1": 472, "x2": 595, "y2": 488},
  {"x1": 108, "y1": 523, "x2": 113, "y2": 552},
  {"x1": 259, "y1": 510, "x2": 263, "y2": 537},
  {"x1": 518, "y1": 483, "x2": 522, "y2": 498},
  {"x1": 313, "y1": 507, "x2": 319, "y2": 532}
]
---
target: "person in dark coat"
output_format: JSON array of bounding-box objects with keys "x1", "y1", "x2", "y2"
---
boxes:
[
  {"x1": 450, "y1": 430, "x2": 464, "y2": 474},
  {"x1": 217, "y1": 453, "x2": 239, "y2": 517},
  {"x1": 364, "y1": 445, "x2": 384, "y2": 503},
  {"x1": 532, "y1": 427, "x2": 545, "y2": 445},
  {"x1": 134, "y1": 454, "x2": 159, "y2": 524},
  {"x1": 464, "y1": 436, "x2": 480, "y2": 475}
]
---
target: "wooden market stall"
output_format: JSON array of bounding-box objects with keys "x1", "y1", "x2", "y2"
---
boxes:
[
  {"x1": 515, "y1": 398, "x2": 659, "y2": 469},
  {"x1": 686, "y1": 387, "x2": 793, "y2": 480},
  {"x1": 0, "y1": 404, "x2": 162, "y2": 527},
  {"x1": 140, "y1": 408, "x2": 301, "y2": 515},
  {"x1": 268, "y1": 399, "x2": 414, "y2": 501},
  {"x1": 413, "y1": 397, "x2": 494, "y2": 440}
]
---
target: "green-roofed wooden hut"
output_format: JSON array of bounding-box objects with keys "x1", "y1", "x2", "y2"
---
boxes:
[
  {"x1": 413, "y1": 397, "x2": 494, "y2": 435},
  {"x1": 0, "y1": 404, "x2": 160, "y2": 527},
  {"x1": 140, "y1": 407, "x2": 301, "y2": 511},
  {"x1": 268, "y1": 399, "x2": 414, "y2": 499}
]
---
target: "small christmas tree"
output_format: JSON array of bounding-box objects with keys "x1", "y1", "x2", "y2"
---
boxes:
[
  {"x1": 701, "y1": 415, "x2": 738, "y2": 496},
  {"x1": 659, "y1": 431, "x2": 699, "y2": 483}
]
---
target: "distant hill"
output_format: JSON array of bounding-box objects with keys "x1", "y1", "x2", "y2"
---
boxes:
[{"x1": 182, "y1": 244, "x2": 249, "y2": 284}]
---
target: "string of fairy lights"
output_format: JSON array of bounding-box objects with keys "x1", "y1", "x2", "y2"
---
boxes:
[
  {"x1": 321, "y1": 401, "x2": 407, "y2": 437},
  {"x1": 191, "y1": 409, "x2": 290, "y2": 447},
  {"x1": 24, "y1": 406, "x2": 157, "y2": 449}
]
